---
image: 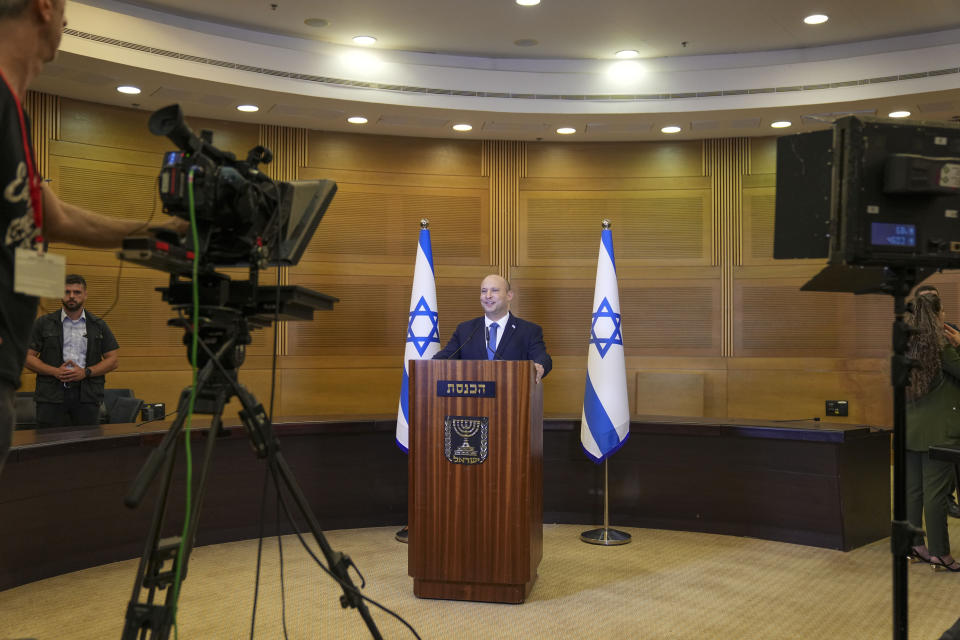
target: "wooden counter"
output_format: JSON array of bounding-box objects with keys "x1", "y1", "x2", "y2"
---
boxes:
[{"x1": 0, "y1": 415, "x2": 890, "y2": 590}]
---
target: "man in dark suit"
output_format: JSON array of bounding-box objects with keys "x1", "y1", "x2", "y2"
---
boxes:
[{"x1": 434, "y1": 274, "x2": 552, "y2": 382}]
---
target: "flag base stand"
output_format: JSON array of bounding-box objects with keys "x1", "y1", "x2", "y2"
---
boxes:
[
  {"x1": 395, "y1": 526, "x2": 408, "y2": 543},
  {"x1": 580, "y1": 527, "x2": 631, "y2": 545},
  {"x1": 579, "y1": 460, "x2": 631, "y2": 546}
]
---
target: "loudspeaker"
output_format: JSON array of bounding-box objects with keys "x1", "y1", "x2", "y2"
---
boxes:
[{"x1": 774, "y1": 128, "x2": 834, "y2": 260}]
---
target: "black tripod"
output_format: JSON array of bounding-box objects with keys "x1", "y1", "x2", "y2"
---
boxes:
[
  {"x1": 884, "y1": 267, "x2": 926, "y2": 640},
  {"x1": 120, "y1": 297, "x2": 383, "y2": 639}
]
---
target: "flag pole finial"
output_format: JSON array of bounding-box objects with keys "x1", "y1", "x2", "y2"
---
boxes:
[
  {"x1": 420, "y1": 218, "x2": 430, "y2": 229},
  {"x1": 601, "y1": 219, "x2": 611, "y2": 230}
]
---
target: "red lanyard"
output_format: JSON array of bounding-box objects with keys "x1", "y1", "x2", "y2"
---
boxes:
[{"x1": 0, "y1": 68, "x2": 43, "y2": 245}]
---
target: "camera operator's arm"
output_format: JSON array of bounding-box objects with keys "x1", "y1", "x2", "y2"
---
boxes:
[{"x1": 41, "y1": 184, "x2": 186, "y2": 247}]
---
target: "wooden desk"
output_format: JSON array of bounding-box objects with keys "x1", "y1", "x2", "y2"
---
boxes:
[
  {"x1": 0, "y1": 416, "x2": 890, "y2": 591},
  {"x1": 545, "y1": 416, "x2": 891, "y2": 552}
]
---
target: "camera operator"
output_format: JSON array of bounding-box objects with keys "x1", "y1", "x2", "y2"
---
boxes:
[
  {"x1": 904, "y1": 290, "x2": 960, "y2": 571},
  {"x1": 0, "y1": 0, "x2": 184, "y2": 475},
  {"x1": 914, "y1": 284, "x2": 960, "y2": 519}
]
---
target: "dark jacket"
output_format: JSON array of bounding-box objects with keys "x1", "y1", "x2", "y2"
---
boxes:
[
  {"x1": 433, "y1": 313, "x2": 552, "y2": 378},
  {"x1": 29, "y1": 309, "x2": 118, "y2": 404},
  {"x1": 906, "y1": 345, "x2": 960, "y2": 451}
]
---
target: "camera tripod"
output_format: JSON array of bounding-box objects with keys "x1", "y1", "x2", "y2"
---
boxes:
[{"x1": 119, "y1": 295, "x2": 383, "y2": 639}]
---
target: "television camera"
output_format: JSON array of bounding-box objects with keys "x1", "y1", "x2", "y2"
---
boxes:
[{"x1": 117, "y1": 106, "x2": 385, "y2": 639}]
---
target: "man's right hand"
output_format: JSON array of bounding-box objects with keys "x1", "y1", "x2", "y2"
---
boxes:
[{"x1": 55, "y1": 360, "x2": 79, "y2": 382}]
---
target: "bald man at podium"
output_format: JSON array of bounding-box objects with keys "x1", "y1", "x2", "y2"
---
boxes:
[{"x1": 434, "y1": 274, "x2": 552, "y2": 383}]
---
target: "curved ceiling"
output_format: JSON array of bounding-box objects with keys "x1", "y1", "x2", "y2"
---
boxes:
[
  {"x1": 30, "y1": 0, "x2": 960, "y2": 140},
  {"x1": 98, "y1": 0, "x2": 960, "y2": 59}
]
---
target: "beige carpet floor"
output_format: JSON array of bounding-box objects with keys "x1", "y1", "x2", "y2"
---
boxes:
[{"x1": 2, "y1": 522, "x2": 960, "y2": 640}]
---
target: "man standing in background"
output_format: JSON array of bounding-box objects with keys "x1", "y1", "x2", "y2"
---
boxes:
[{"x1": 25, "y1": 274, "x2": 118, "y2": 428}]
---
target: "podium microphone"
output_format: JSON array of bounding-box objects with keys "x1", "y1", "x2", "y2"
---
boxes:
[{"x1": 441, "y1": 322, "x2": 483, "y2": 360}]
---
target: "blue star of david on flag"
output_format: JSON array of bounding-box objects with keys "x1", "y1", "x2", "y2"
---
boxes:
[
  {"x1": 590, "y1": 297, "x2": 623, "y2": 358},
  {"x1": 407, "y1": 296, "x2": 440, "y2": 357}
]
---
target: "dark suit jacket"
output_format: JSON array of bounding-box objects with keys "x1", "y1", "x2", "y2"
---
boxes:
[{"x1": 433, "y1": 313, "x2": 552, "y2": 378}]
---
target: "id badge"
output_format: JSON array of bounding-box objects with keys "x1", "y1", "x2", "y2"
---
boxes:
[{"x1": 14, "y1": 247, "x2": 65, "y2": 298}]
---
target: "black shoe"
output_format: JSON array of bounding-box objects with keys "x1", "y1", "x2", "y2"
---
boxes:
[
  {"x1": 949, "y1": 500, "x2": 960, "y2": 519},
  {"x1": 395, "y1": 526, "x2": 408, "y2": 543},
  {"x1": 908, "y1": 546, "x2": 933, "y2": 564},
  {"x1": 931, "y1": 556, "x2": 960, "y2": 572}
]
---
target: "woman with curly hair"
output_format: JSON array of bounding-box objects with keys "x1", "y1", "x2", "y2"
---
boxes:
[{"x1": 906, "y1": 290, "x2": 960, "y2": 571}]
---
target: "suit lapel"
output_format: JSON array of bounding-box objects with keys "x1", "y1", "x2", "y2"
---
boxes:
[
  {"x1": 494, "y1": 314, "x2": 518, "y2": 359},
  {"x1": 469, "y1": 317, "x2": 488, "y2": 360}
]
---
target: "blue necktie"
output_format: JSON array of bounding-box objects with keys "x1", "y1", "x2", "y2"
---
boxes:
[{"x1": 487, "y1": 322, "x2": 498, "y2": 360}]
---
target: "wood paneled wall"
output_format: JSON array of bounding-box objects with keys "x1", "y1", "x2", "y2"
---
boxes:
[{"x1": 23, "y1": 93, "x2": 960, "y2": 427}]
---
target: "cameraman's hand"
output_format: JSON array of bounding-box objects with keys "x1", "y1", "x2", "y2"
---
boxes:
[
  {"x1": 945, "y1": 323, "x2": 960, "y2": 347},
  {"x1": 155, "y1": 217, "x2": 190, "y2": 236}
]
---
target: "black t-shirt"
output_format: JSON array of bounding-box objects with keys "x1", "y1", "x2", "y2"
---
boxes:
[{"x1": 0, "y1": 78, "x2": 40, "y2": 389}]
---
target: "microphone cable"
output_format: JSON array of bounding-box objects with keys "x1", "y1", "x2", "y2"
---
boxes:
[{"x1": 442, "y1": 321, "x2": 484, "y2": 360}]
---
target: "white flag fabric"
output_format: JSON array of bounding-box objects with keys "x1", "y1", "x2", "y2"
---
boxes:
[
  {"x1": 581, "y1": 228, "x2": 630, "y2": 462},
  {"x1": 396, "y1": 228, "x2": 440, "y2": 451}
]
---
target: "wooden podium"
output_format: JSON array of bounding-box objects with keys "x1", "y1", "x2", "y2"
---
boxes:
[{"x1": 408, "y1": 359, "x2": 543, "y2": 604}]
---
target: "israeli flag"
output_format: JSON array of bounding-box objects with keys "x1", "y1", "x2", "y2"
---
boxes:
[
  {"x1": 396, "y1": 226, "x2": 440, "y2": 452},
  {"x1": 581, "y1": 226, "x2": 630, "y2": 463}
]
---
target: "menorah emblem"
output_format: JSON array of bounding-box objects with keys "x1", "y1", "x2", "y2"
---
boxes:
[{"x1": 444, "y1": 416, "x2": 489, "y2": 465}]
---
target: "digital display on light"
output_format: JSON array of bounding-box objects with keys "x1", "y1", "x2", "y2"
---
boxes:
[{"x1": 870, "y1": 222, "x2": 916, "y2": 247}]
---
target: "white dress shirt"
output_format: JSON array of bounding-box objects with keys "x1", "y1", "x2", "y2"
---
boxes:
[{"x1": 61, "y1": 309, "x2": 87, "y2": 368}]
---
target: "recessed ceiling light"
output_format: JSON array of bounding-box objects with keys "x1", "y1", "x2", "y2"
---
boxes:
[
  {"x1": 304, "y1": 18, "x2": 329, "y2": 28},
  {"x1": 770, "y1": 121, "x2": 792, "y2": 128},
  {"x1": 556, "y1": 127, "x2": 576, "y2": 135},
  {"x1": 615, "y1": 50, "x2": 639, "y2": 59},
  {"x1": 888, "y1": 110, "x2": 911, "y2": 118},
  {"x1": 352, "y1": 35, "x2": 377, "y2": 45},
  {"x1": 516, "y1": 0, "x2": 541, "y2": 5},
  {"x1": 452, "y1": 124, "x2": 473, "y2": 132},
  {"x1": 236, "y1": 104, "x2": 259, "y2": 113},
  {"x1": 661, "y1": 125, "x2": 682, "y2": 134},
  {"x1": 514, "y1": 38, "x2": 538, "y2": 47},
  {"x1": 803, "y1": 14, "x2": 828, "y2": 25},
  {"x1": 347, "y1": 116, "x2": 368, "y2": 124},
  {"x1": 116, "y1": 85, "x2": 141, "y2": 95}
]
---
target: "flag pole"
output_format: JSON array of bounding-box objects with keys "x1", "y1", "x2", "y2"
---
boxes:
[
  {"x1": 396, "y1": 218, "x2": 436, "y2": 544},
  {"x1": 580, "y1": 219, "x2": 631, "y2": 546},
  {"x1": 580, "y1": 460, "x2": 631, "y2": 545}
]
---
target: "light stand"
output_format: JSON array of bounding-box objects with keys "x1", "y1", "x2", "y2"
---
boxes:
[
  {"x1": 885, "y1": 268, "x2": 925, "y2": 640},
  {"x1": 804, "y1": 265, "x2": 926, "y2": 640}
]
